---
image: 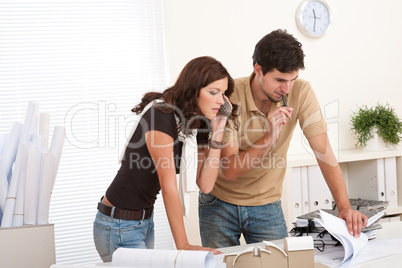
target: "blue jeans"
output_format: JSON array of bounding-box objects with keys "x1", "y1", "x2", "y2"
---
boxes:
[
  {"x1": 93, "y1": 211, "x2": 154, "y2": 262},
  {"x1": 198, "y1": 192, "x2": 288, "y2": 248}
]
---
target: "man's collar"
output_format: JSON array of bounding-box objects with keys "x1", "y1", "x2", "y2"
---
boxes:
[{"x1": 246, "y1": 72, "x2": 259, "y2": 112}]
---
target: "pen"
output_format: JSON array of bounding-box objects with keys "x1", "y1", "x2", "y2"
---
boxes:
[{"x1": 282, "y1": 95, "x2": 291, "y2": 120}]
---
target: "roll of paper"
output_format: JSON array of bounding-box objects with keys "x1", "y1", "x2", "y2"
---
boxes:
[
  {"x1": 36, "y1": 151, "x2": 54, "y2": 225},
  {"x1": 112, "y1": 248, "x2": 215, "y2": 268},
  {"x1": 1, "y1": 101, "x2": 38, "y2": 228},
  {"x1": 49, "y1": 126, "x2": 65, "y2": 189},
  {"x1": 0, "y1": 133, "x2": 7, "y2": 154},
  {"x1": 23, "y1": 146, "x2": 43, "y2": 225},
  {"x1": 1, "y1": 143, "x2": 30, "y2": 227},
  {"x1": 1, "y1": 122, "x2": 23, "y2": 183},
  {"x1": 0, "y1": 157, "x2": 9, "y2": 215},
  {"x1": 12, "y1": 142, "x2": 36, "y2": 227},
  {"x1": 39, "y1": 113, "x2": 51, "y2": 149}
]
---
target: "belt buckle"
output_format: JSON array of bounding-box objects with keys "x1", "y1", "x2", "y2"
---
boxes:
[
  {"x1": 141, "y1": 209, "x2": 146, "y2": 220},
  {"x1": 110, "y1": 206, "x2": 116, "y2": 218}
]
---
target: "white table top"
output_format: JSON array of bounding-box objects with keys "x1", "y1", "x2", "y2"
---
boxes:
[
  {"x1": 89, "y1": 221, "x2": 402, "y2": 268},
  {"x1": 218, "y1": 221, "x2": 402, "y2": 268}
]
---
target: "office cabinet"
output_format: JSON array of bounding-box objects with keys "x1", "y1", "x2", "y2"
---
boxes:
[{"x1": 282, "y1": 148, "x2": 402, "y2": 230}]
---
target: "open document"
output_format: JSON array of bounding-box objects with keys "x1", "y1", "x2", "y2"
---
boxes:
[
  {"x1": 315, "y1": 210, "x2": 368, "y2": 264},
  {"x1": 112, "y1": 248, "x2": 215, "y2": 268}
]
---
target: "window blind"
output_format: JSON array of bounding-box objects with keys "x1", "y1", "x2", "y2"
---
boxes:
[{"x1": 0, "y1": 0, "x2": 174, "y2": 265}]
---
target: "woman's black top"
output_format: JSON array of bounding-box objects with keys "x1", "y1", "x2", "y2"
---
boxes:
[{"x1": 106, "y1": 107, "x2": 183, "y2": 210}]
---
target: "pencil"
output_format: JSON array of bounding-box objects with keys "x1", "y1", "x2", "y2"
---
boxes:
[{"x1": 282, "y1": 95, "x2": 291, "y2": 120}]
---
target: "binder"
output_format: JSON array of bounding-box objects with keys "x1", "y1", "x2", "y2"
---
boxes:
[
  {"x1": 377, "y1": 159, "x2": 386, "y2": 201},
  {"x1": 307, "y1": 165, "x2": 333, "y2": 211},
  {"x1": 384, "y1": 157, "x2": 398, "y2": 207},
  {"x1": 307, "y1": 165, "x2": 322, "y2": 212},
  {"x1": 321, "y1": 176, "x2": 333, "y2": 210},
  {"x1": 291, "y1": 168, "x2": 303, "y2": 220},
  {"x1": 300, "y1": 167, "x2": 309, "y2": 215},
  {"x1": 348, "y1": 159, "x2": 386, "y2": 201}
]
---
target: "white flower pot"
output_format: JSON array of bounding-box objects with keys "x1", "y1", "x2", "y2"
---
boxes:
[{"x1": 363, "y1": 128, "x2": 396, "y2": 151}]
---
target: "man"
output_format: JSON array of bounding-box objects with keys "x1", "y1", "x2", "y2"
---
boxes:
[{"x1": 199, "y1": 29, "x2": 368, "y2": 248}]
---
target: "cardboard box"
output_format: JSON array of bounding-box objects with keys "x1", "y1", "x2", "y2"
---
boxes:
[{"x1": 0, "y1": 224, "x2": 56, "y2": 268}]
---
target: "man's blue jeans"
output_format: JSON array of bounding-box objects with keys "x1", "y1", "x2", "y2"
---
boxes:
[
  {"x1": 93, "y1": 211, "x2": 154, "y2": 262},
  {"x1": 198, "y1": 192, "x2": 288, "y2": 248}
]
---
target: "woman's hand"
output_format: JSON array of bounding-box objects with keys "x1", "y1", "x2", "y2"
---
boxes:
[
  {"x1": 179, "y1": 243, "x2": 223, "y2": 255},
  {"x1": 211, "y1": 95, "x2": 232, "y2": 132}
]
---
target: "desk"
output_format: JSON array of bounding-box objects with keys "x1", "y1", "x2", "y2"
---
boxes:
[
  {"x1": 91, "y1": 221, "x2": 402, "y2": 268},
  {"x1": 218, "y1": 221, "x2": 402, "y2": 268}
]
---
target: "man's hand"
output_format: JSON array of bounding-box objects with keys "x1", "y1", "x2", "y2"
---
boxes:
[
  {"x1": 338, "y1": 208, "x2": 368, "y2": 238},
  {"x1": 266, "y1": 107, "x2": 293, "y2": 143}
]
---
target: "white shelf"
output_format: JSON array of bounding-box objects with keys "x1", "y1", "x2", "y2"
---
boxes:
[{"x1": 287, "y1": 147, "x2": 402, "y2": 168}]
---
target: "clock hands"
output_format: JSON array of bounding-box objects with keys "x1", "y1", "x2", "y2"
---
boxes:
[
  {"x1": 312, "y1": 9, "x2": 322, "y2": 33},
  {"x1": 296, "y1": 0, "x2": 331, "y2": 38},
  {"x1": 313, "y1": 9, "x2": 316, "y2": 32}
]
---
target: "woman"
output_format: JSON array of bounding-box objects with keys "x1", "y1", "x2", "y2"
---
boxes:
[{"x1": 93, "y1": 56, "x2": 237, "y2": 262}]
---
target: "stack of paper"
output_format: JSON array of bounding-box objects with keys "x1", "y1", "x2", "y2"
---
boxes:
[
  {"x1": 289, "y1": 198, "x2": 389, "y2": 255},
  {"x1": 315, "y1": 210, "x2": 368, "y2": 264},
  {"x1": 295, "y1": 207, "x2": 385, "y2": 231},
  {"x1": 0, "y1": 101, "x2": 65, "y2": 227},
  {"x1": 294, "y1": 199, "x2": 387, "y2": 234}
]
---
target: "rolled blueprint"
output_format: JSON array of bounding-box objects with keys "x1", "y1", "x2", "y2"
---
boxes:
[
  {"x1": 1, "y1": 122, "x2": 23, "y2": 183},
  {"x1": 31, "y1": 134, "x2": 45, "y2": 148},
  {"x1": 0, "y1": 157, "x2": 8, "y2": 216},
  {"x1": 23, "y1": 146, "x2": 43, "y2": 225},
  {"x1": 1, "y1": 143, "x2": 30, "y2": 227},
  {"x1": 39, "y1": 113, "x2": 51, "y2": 149},
  {"x1": 49, "y1": 126, "x2": 65, "y2": 189},
  {"x1": 1, "y1": 101, "x2": 38, "y2": 227},
  {"x1": 112, "y1": 248, "x2": 215, "y2": 268},
  {"x1": 0, "y1": 133, "x2": 7, "y2": 154},
  {"x1": 35, "y1": 126, "x2": 64, "y2": 225},
  {"x1": 36, "y1": 151, "x2": 54, "y2": 225},
  {"x1": 12, "y1": 142, "x2": 35, "y2": 227}
]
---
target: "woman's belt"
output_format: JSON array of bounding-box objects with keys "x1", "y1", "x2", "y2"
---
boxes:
[{"x1": 97, "y1": 201, "x2": 153, "y2": 221}]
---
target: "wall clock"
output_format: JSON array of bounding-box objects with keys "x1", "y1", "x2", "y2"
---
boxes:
[{"x1": 295, "y1": 0, "x2": 332, "y2": 38}]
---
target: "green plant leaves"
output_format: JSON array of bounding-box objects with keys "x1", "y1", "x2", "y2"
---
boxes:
[{"x1": 350, "y1": 103, "x2": 402, "y2": 147}]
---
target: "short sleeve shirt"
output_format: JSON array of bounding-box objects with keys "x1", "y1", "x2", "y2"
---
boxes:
[
  {"x1": 106, "y1": 107, "x2": 183, "y2": 210},
  {"x1": 210, "y1": 73, "x2": 328, "y2": 206}
]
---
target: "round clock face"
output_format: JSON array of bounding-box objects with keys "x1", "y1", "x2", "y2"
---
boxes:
[{"x1": 296, "y1": 0, "x2": 331, "y2": 38}]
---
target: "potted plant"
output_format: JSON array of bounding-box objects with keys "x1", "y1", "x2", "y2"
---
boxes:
[{"x1": 350, "y1": 103, "x2": 402, "y2": 149}]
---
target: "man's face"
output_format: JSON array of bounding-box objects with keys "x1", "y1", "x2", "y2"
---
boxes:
[{"x1": 257, "y1": 68, "x2": 299, "y2": 103}]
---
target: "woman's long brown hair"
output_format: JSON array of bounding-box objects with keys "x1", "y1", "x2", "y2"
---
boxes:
[{"x1": 132, "y1": 56, "x2": 237, "y2": 134}]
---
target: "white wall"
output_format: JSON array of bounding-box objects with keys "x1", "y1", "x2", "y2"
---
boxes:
[{"x1": 164, "y1": 0, "x2": 402, "y2": 245}]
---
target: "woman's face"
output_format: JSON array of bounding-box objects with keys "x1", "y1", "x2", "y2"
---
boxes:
[{"x1": 197, "y1": 77, "x2": 228, "y2": 120}]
